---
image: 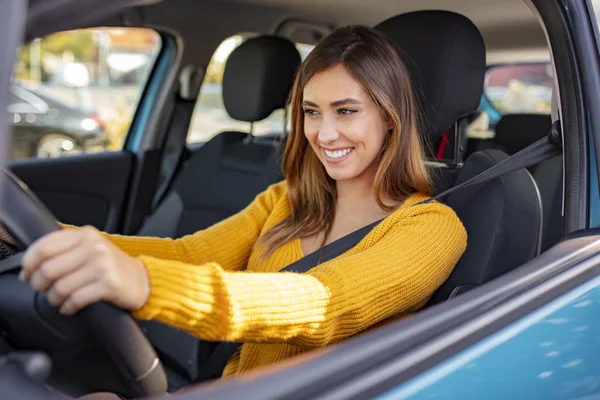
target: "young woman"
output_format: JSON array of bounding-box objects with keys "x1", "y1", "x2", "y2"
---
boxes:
[{"x1": 8, "y1": 25, "x2": 467, "y2": 395}]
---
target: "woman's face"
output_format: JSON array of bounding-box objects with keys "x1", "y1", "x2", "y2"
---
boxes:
[{"x1": 302, "y1": 64, "x2": 391, "y2": 183}]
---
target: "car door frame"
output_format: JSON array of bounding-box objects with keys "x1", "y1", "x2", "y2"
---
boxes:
[
  {"x1": 5, "y1": 22, "x2": 181, "y2": 234},
  {"x1": 0, "y1": 0, "x2": 27, "y2": 197},
  {"x1": 117, "y1": 30, "x2": 181, "y2": 234}
]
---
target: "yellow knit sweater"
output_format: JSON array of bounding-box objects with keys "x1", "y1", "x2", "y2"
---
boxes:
[{"x1": 99, "y1": 181, "x2": 466, "y2": 377}]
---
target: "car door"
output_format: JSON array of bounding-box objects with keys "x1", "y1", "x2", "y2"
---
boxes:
[{"x1": 6, "y1": 26, "x2": 177, "y2": 233}]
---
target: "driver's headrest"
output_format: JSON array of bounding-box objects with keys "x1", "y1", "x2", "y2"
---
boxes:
[
  {"x1": 222, "y1": 35, "x2": 301, "y2": 123},
  {"x1": 375, "y1": 11, "x2": 486, "y2": 142}
]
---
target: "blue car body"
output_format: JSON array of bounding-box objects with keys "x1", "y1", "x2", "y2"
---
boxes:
[{"x1": 378, "y1": 275, "x2": 600, "y2": 399}]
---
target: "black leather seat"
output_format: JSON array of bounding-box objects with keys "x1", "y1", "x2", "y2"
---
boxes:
[
  {"x1": 491, "y1": 114, "x2": 562, "y2": 252},
  {"x1": 138, "y1": 35, "x2": 301, "y2": 239},
  {"x1": 136, "y1": 35, "x2": 301, "y2": 389},
  {"x1": 376, "y1": 11, "x2": 544, "y2": 303}
]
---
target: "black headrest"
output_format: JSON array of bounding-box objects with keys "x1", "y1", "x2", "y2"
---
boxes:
[
  {"x1": 222, "y1": 35, "x2": 301, "y2": 123},
  {"x1": 375, "y1": 11, "x2": 486, "y2": 141},
  {"x1": 495, "y1": 114, "x2": 552, "y2": 154}
]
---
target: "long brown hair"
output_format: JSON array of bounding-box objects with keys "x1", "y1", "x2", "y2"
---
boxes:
[{"x1": 259, "y1": 25, "x2": 433, "y2": 255}]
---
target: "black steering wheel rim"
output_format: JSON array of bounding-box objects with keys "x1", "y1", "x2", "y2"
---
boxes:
[{"x1": 0, "y1": 169, "x2": 167, "y2": 398}]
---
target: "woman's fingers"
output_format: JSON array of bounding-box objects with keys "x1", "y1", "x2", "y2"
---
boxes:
[
  {"x1": 29, "y1": 244, "x2": 89, "y2": 292},
  {"x1": 46, "y1": 264, "x2": 100, "y2": 308},
  {"x1": 19, "y1": 224, "x2": 151, "y2": 314},
  {"x1": 21, "y1": 228, "x2": 88, "y2": 281},
  {"x1": 60, "y1": 282, "x2": 106, "y2": 316}
]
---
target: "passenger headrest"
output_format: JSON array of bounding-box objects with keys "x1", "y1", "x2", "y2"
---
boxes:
[
  {"x1": 494, "y1": 114, "x2": 552, "y2": 155},
  {"x1": 375, "y1": 11, "x2": 486, "y2": 142},
  {"x1": 222, "y1": 35, "x2": 301, "y2": 123}
]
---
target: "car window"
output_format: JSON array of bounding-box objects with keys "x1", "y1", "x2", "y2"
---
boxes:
[
  {"x1": 483, "y1": 63, "x2": 553, "y2": 116},
  {"x1": 187, "y1": 35, "x2": 314, "y2": 144},
  {"x1": 9, "y1": 28, "x2": 161, "y2": 160}
]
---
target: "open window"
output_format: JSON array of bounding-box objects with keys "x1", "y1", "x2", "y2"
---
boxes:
[{"x1": 9, "y1": 27, "x2": 161, "y2": 160}]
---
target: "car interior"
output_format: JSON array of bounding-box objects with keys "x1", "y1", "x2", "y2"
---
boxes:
[{"x1": 0, "y1": 0, "x2": 570, "y2": 397}]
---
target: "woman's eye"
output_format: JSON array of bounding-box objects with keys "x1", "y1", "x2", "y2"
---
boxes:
[
  {"x1": 303, "y1": 108, "x2": 320, "y2": 117},
  {"x1": 338, "y1": 108, "x2": 358, "y2": 116}
]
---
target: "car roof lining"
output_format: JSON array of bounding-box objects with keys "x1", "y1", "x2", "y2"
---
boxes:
[{"x1": 53, "y1": 0, "x2": 549, "y2": 69}]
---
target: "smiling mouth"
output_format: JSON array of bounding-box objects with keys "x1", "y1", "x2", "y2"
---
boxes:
[{"x1": 321, "y1": 147, "x2": 354, "y2": 162}]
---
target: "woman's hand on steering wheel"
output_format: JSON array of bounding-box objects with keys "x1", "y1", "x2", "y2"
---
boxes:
[{"x1": 19, "y1": 226, "x2": 150, "y2": 316}]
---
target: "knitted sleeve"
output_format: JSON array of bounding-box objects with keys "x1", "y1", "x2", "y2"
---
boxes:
[{"x1": 132, "y1": 200, "x2": 467, "y2": 348}]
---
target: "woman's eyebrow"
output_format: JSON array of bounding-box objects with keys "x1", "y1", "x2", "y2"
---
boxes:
[
  {"x1": 330, "y1": 98, "x2": 361, "y2": 107},
  {"x1": 302, "y1": 100, "x2": 319, "y2": 107},
  {"x1": 301, "y1": 98, "x2": 361, "y2": 108}
]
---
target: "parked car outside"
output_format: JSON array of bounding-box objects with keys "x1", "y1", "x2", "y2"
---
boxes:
[{"x1": 7, "y1": 84, "x2": 108, "y2": 159}]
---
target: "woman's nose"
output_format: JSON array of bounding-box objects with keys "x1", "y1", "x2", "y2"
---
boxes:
[{"x1": 317, "y1": 116, "x2": 340, "y2": 143}]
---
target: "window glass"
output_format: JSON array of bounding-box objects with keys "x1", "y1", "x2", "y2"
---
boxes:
[
  {"x1": 9, "y1": 27, "x2": 161, "y2": 159},
  {"x1": 187, "y1": 35, "x2": 314, "y2": 143},
  {"x1": 484, "y1": 63, "x2": 553, "y2": 115},
  {"x1": 467, "y1": 62, "x2": 554, "y2": 140}
]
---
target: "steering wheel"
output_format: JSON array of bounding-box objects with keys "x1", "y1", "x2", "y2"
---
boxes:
[{"x1": 0, "y1": 169, "x2": 167, "y2": 398}]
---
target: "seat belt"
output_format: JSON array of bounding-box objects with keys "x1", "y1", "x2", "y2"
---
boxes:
[
  {"x1": 150, "y1": 96, "x2": 195, "y2": 210},
  {"x1": 194, "y1": 219, "x2": 383, "y2": 382},
  {"x1": 422, "y1": 125, "x2": 562, "y2": 204},
  {"x1": 151, "y1": 65, "x2": 204, "y2": 212},
  {"x1": 194, "y1": 124, "x2": 563, "y2": 382}
]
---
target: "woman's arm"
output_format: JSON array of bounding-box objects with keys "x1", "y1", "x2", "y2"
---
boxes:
[
  {"x1": 64, "y1": 181, "x2": 287, "y2": 272},
  {"x1": 133, "y1": 201, "x2": 467, "y2": 347}
]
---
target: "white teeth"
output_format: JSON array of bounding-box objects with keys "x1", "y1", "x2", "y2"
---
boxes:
[{"x1": 324, "y1": 148, "x2": 352, "y2": 159}]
